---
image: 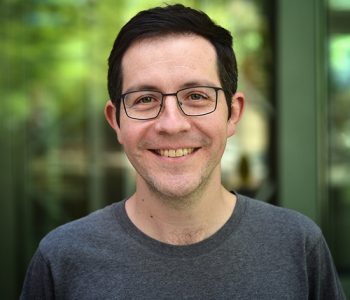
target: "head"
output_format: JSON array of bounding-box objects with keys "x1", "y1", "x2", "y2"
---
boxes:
[{"x1": 107, "y1": 4, "x2": 238, "y2": 125}]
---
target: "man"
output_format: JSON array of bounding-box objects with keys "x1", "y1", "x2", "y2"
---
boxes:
[{"x1": 21, "y1": 4, "x2": 345, "y2": 299}]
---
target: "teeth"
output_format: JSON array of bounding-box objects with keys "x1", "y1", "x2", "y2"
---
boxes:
[
  {"x1": 175, "y1": 149, "x2": 183, "y2": 157},
  {"x1": 158, "y1": 148, "x2": 194, "y2": 158}
]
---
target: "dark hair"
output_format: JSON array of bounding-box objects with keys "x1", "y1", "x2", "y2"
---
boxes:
[{"x1": 107, "y1": 4, "x2": 238, "y2": 124}]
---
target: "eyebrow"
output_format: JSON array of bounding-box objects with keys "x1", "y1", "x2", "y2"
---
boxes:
[
  {"x1": 123, "y1": 80, "x2": 220, "y2": 94},
  {"x1": 123, "y1": 85, "x2": 159, "y2": 94}
]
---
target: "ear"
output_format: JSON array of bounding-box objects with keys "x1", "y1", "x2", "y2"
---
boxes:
[
  {"x1": 227, "y1": 92, "x2": 245, "y2": 137},
  {"x1": 104, "y1": 100, "x2": 124, "y2": 144}
]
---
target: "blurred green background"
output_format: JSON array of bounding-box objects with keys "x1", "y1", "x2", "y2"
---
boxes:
[{"x1": 1, "y1": 0, "x2": 350, "y2": 298}]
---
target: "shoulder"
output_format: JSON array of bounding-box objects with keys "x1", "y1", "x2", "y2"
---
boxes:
[
  {"x1": 237, "y1": 194, "x2": 323, "y2": 251},
  {"x1": 38, "y1": 201, "x2": 123, "y2": 259}
]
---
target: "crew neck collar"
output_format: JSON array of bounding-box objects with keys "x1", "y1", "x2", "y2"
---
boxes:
[{"x1": 114, "y1": 192, "x2": 247, "y2": 258}]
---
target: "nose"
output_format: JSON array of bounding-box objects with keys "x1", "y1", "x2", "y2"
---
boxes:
[{"x1": 154, "y1": 95, "x2": 191, "y2": 134}]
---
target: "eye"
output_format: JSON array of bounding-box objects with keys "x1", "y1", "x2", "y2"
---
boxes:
[
  {"x1": 136, "y1": 96, "x2": 155, "y2": 104},
  {"x1": 188, "y1": 93, "x2": 208, "y2": 101},
  {"x1": 131, "y1": 93, "x2": 161, "y2": 106}
]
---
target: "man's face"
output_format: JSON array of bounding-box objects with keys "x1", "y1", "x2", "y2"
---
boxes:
[{"x1": 105, "y1": 34, "x2": 243, "y2": 199}]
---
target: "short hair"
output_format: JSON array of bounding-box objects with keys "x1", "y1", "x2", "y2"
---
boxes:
[{"x1": 107, "y1": 4, "x2": 238, "y2": 124}]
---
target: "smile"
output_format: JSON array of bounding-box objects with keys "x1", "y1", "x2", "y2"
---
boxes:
[{"x1": 156, "y1": 148, "x2": 195, "y2": 158}]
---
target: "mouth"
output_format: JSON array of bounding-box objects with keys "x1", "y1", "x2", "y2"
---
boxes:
[{"x1": 153, "y1": 148, "x2": 197, "y2": 158}]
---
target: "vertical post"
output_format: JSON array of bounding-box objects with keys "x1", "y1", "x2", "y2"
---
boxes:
[
  {"x1": 277, "y1": 0, "x2": 327, "y2": 224},
  {"x1": 87, "y1": 4, "x2": 104, "y2": 212},
  {"x1": 0, "y1": 127, "x2": 17, "y2": 299}
]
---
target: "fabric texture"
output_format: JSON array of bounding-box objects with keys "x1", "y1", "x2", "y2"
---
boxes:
[{"x1": 21, "y1": 194, "x2": 345, "y2": 299}]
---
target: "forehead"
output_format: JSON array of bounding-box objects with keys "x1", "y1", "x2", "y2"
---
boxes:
[{"x1": 121, "y1": 34, "x2": 220, "y2": 91}]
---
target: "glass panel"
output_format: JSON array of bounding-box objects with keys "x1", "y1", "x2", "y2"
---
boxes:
[
  {"x1": 330, "y1": 0, "x2": 350, "y2": 10},
  {"x1": 328, "y1": 3, "x2": 350, "y2": 296}
]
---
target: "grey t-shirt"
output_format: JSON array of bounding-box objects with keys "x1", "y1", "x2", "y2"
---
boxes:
[{"x1": 21, "y1": 194, "x2": 345, "y2": 299}]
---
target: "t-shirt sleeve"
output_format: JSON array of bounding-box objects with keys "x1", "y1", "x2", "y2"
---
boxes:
[
  {"x1": 306, "y1": 235, "x2": 346, "y2": 299},
  {"x1": 20, "y1": 249, "x2": 55, "y2": 300}
]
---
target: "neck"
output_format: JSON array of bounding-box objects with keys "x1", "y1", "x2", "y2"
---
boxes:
[{"x1": 125, "y1": 174, "x2": 236, "y2": 245}]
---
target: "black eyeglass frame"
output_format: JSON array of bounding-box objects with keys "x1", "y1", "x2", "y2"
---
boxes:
[{"x1": 120, "y1": 86, "x2": 224, "y2": 120}]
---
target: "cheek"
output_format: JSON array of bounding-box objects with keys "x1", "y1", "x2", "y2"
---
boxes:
[
  {"x1": 118, "y1": 129, "x2": 133, "y2": 148},
  {"x1": 207, "y1": 110, "x2": 231, "y2": 136},
  {"x1": 117, "y1": 113, "x2": 134, "y2": 145},
  {"x1": 201, "y1": 120, "x2": 229, "y2": 150},
  {"x1": 118, "y1": 123, "x2": 146, "y2": 151}
]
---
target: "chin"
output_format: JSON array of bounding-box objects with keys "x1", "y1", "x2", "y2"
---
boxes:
[{"x1": 148, "y1": 176, "x2": 208, "y2": 202}]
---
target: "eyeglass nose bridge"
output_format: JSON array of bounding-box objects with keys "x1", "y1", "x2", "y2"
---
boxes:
[{"x1": 159, "y1": 91, "x2": 184, "y2": 113}]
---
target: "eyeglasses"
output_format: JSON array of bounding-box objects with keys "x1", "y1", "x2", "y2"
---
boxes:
[{"x1": 121, "y1": 86, "x2": 224, "y2": 120}]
